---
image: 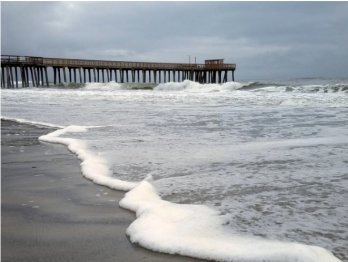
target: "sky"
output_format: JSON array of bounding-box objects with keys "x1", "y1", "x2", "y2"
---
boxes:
[{"x1": 1, "y1": 1, "x2": 348, "y2": 80}]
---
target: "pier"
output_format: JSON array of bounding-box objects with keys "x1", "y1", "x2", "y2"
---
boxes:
[{"x1": 0, "y1": 55, "x2": 236, "y2": 88}]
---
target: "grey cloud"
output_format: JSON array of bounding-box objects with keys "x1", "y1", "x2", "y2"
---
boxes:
[{"x1": 2, "y1": 2, "x2": 347, "y2": 80}]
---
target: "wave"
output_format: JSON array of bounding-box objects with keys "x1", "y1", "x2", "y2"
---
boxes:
[
  {"x1": 251, "y1": 84, "x2": 348, "y2": 93},
  {"x1": 154, "y1": 80, "x2": 348, "y2": 94},
  {"x1": 83, "y1": 81, "x2": 124, "y2": 91},
  {"x1": 36, "y1": 125, "x2": 341, "y2": 262},
  {"x1": 48, "y1": 79, "x2": 347, "y2": 94},
  {"x1": 82, "y1": 81, "x2": 157, "y2": 91},
  {"x1": 56, "y1": 82, "x2": 86, "y2": 89},
  {"x1": 154, "y1": 80, "x2": 246, "y2": 92}
]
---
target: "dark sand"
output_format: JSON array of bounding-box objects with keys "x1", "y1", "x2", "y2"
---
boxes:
[{"x1": 1, "y1": 120, "x2": 204, "y2": 262}]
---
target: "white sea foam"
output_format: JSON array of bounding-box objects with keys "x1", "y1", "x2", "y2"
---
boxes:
[
  {"x1": 83, "y1": 81, "x2": 123, "y2": 91},
  {"x1": 39, "y1": 126, "x2": 137, "y2": 191},
  {"x1": 120, "y1": 180, "x2": 341, "y2": 262},
  {"x1": 153, "y1": 80, "x2": 348, "y2": 94},
  {"x1": 154, "y1": 80, "x2": 245, "y2": 92}
]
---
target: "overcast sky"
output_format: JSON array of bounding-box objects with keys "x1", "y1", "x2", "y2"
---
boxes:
[{"x1": 2, "y1": 2, "x2": 348, "y2": 80}]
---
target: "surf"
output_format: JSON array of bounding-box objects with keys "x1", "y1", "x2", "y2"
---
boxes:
[{"x1": 36, "y1": 123, "x2": 341, "y2": 262}]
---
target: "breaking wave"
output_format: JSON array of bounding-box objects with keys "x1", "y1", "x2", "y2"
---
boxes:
[
  {"x1": 79, "y1": 80, "x2": 348, "y2": 94},
  {"x1": 154, "y1": 80, "x2": 348, "y2": 93}
]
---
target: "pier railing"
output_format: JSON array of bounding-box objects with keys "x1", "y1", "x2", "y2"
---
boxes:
[{"x1": 1, "y1": 55, "x2": 236, "y2": 70}]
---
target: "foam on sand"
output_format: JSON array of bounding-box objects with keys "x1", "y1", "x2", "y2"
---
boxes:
[
  {"x1": 39, "y1": 125, "x2": 137, "y2": 191},
  {"x1": 120, "y1": 180, "x2": 341, "y2": 262}
]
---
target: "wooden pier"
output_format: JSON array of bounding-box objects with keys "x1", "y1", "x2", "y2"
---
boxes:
[{"x1": 1, "y1": 55, "x2": 236, "y2": 88}]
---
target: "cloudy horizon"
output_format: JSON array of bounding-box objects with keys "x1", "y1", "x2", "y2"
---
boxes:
[{"x1": 2, "y1": 2, "x2": 348, "y2": 80}]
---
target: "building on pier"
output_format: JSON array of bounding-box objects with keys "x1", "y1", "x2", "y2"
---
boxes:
[{"x1": 0, "y1": 55, "x2": 236, "y2": 88}]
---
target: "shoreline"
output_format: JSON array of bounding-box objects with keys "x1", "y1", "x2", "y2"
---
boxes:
[{"x1": 1, "y1": 119, "x2": 203, "y2": 262}]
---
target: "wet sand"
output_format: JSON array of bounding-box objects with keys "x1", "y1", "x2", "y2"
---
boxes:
[{"x1": 1, "y1": 120, "x2": 204, "y2": 262}]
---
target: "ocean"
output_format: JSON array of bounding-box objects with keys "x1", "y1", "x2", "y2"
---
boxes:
[{"x1": 1, "y1": 79, "x2": 347, "y2": 261}]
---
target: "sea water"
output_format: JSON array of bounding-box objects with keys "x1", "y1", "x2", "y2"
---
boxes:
[{"x1": 1, "y1": 79, "x2": 347, "y2": 261}]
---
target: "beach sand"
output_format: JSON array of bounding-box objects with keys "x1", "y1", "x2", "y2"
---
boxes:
[{"x1": 1, "y1": 120, "x2": 204, "y2": 262}]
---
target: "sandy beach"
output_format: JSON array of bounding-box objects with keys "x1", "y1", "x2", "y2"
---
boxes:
[{"x1": 1, "y1": 119, "x2": 203, "y2": 262}]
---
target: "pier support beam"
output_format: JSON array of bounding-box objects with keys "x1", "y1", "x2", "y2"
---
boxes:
[
  {"x1": 44, "y1": 67, "x2": 49, "y2": 86},
  {"x1": 142, "y1": 70, "x2": 146, "y2": 83},
  {"x1": 59, "y1": 68, "x2": 62, "y2": 84},
  {"x1": 20, "y1": 67, "x2": 24, "y2": 87},
  {"x1": 35, "y1": 67, "x2": 39, "y2": 86},
  {"x1": 30, "y1": 67, "x2": 36, "y2": 87},
  {"x1": 73, "y1": 68, "x2": 77, "y2": 83},
  {"x1": 6, "y1": 67, "x2": 11, "y2": 88},
  {"x1": 14, "y1": 67, "x2": 18, "y2": 88},
  {"x1": 63, "y1": 67, "x2": 67, "y2": 83},
  {"x1": 1, "y1": 66, "x2": 5, "y2": 88}
]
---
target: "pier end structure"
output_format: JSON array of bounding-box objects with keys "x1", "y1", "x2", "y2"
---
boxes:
[{"x1": 1, "y1": 55, "x2": 236, "y2": 88}]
